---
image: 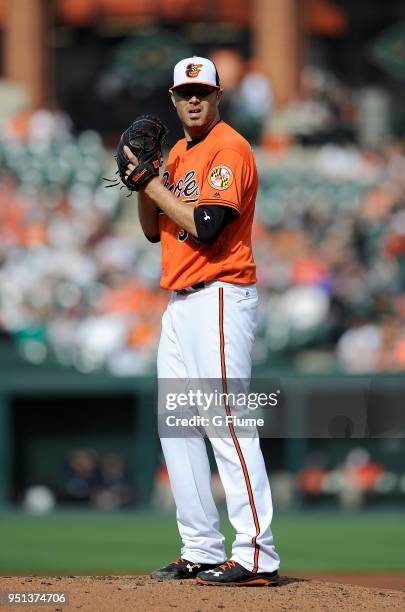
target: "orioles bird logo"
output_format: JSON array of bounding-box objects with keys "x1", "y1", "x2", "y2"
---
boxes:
[{"x1": 186, "y1": 63, "x2": 203, "y2": 78}]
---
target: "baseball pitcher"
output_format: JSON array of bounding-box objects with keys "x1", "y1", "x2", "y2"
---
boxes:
[{"x1": 115, "y1": 56, "x2": 280, "y2": 586}]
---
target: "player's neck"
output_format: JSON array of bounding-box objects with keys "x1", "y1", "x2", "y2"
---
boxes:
[{"x1": 183, "y1": 115, "x2": 220, "y2": 142}]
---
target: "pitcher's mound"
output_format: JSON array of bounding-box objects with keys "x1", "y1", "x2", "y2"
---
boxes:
[{"x1": 1, "y1": 574, "x2": 404, "y2": 611}]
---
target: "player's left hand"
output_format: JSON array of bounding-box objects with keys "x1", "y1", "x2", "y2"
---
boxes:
[{"x1": 114, "y1": 115, "x2": 167, "y2": 192}]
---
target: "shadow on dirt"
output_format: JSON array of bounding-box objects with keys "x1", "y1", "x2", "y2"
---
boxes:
[{"x1": 275, "y1": 576, "x2": 308, "y2": 587}]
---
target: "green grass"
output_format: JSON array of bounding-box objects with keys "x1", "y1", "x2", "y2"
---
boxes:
[{"x1": 0, "y1": 511, "x2": 404, "y2": 574}]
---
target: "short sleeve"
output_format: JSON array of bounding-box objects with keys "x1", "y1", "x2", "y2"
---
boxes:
[{"x1": 198, "y1": 148, "x2": 250, "y2": 216}]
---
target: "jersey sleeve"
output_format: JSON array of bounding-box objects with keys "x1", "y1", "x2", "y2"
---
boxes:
[{"x1": 198, "y1": 148, "x2": 251, "y2": 216}]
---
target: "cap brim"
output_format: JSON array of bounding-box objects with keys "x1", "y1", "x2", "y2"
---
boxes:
[{"x1": 170, "y1": 82, "x2": 220, "y2": 91}]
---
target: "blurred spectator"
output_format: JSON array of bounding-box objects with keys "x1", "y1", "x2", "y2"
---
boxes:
[
  {"x1": 297, "y1": 451, "x2": 329, "y2": 501},
  {"x1": 337, "y1": 321, "x2": 382, "y2": 373},
  {"x1": 61, "y1": 447, "x2": 133, "y2": 509},
  {"x1": 62, "y1": 448, "x2": 98, "y2": 505},
  {"x1": 92, "y1": 452, "x2": 133, "y2": 510},
  {"x1": 274, "y1": 65, "x2": 356, "y2": 146},
  {"x1": 209, "y1": 51, "x2": 273, "y2": 145},
  {"x1": 209, "y1": 48, "x2": 244, "y2": 127},
  {"x1": 231, "y1": 59, "x2": 273, "y2": 145},
  {"x1": 6, "y1": 107, "x2": 72, "y2": 143},
  {"x1": 338, "y1": 448, "x2": 384, "y2": 510}
]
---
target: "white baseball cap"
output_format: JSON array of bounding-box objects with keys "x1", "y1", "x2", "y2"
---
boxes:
[{"x1": 171, "y1": 56, "x2": 221, "y2": 90}]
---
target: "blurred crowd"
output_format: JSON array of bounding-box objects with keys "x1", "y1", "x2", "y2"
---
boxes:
[
  {"x1": 284, "y1": 446, "x2": 405, "y2": 511},
  {"x1": 60, "y1": 447, "x2": 133, "y2": 509},
  {"x1": 253, "y1": 140, "x2": 405, "y2": 373},
  {"x1": 23, "y1": 447, "x2": 133, "y2": 512},
  {"x1": 22, "y1": 444, "x2": 404, "y2": 513},
  {"x1": 0, "y1": 108, "x2": 167, "y2": 375},
  {"x1": 0, "y1": 62, "x2": 404, "y2": 375},
  {"x1": 152, "y1": 445, "x2": 405, "y2": 513}
]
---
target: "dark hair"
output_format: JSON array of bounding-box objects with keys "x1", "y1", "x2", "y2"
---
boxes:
[{"x1": 212, "y1": 61, "x2": 221, "y2": 87}]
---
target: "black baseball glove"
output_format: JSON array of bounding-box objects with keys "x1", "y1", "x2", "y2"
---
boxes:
[{"x1": 106, "y1": 115, "x2": 168, "y2": 192}]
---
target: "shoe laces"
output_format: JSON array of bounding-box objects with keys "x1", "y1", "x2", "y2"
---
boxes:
[
  {"x1": 171, "y1": 556, "x2": 184, "y2": 565},
  {"x1": 219, "y1": 559, "x2": 237, "y2": 572}
]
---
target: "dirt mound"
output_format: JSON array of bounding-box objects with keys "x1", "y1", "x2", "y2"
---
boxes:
[{"x1": 1, "y1": 575, "x2": 404, "y2": 611}]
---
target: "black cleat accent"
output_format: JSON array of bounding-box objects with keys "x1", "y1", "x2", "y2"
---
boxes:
[
  {"x1": 196, "y1": 560, "x2": 280, "y2": 586},
  {"x1": 151, "y1": 557, "x2": 221, "y2": 580}
]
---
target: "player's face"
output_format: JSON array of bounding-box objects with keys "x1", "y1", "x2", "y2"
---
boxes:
[{"x1": 170, "y1": 85, "x2": 222, "y2": 136}]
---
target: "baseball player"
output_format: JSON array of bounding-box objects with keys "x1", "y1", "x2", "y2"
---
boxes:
[{"x1": 123, "y1": 57, "x2": 280, "y2": 586}]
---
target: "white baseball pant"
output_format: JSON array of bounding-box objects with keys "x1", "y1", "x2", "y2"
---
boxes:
[{"x1": 157, "y1": 280, "x2": 280, "y2": 573}]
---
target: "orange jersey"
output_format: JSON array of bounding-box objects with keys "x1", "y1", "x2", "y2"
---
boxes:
[{"x1": 159, "y1": 121, "x2": 257, "y2": 290}]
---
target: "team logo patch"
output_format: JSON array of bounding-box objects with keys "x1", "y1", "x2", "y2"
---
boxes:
[
  {"x1": 186, "y1": 63, "x2": 203, "y2": 78},
  {"x1": 208, "y1": 166, "x2": 233, "y2": 190}
]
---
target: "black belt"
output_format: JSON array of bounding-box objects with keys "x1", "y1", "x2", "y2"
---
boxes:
[{"x1": 176, "y1": 281, "x2": 206, "y2": 295}]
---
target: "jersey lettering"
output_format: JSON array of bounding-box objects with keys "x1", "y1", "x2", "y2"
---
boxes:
[{"x1": 162, "y1": 170, "x2": 200, "y2": 204}]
